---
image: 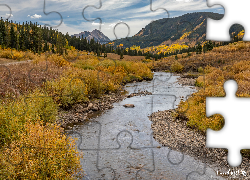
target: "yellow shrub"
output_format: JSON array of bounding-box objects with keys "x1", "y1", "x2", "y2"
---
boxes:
[
  {"x1": 47, "y1": 54, "x2": 70, "y2": 67},
  {"x1": 0, "y1": 121, "x2": 84, "y2": 179},
  {"x1": 178, "y1": 59, "x2": 250, "y2": 134},
  {"x1": 0, "y1": 89, "x2": 58, "y2": 146},
  {"x1": 46, "y1": 75, "x2": 88, "y2": 108},
  {"x1": 170, "y1": 61, "x2": 184, "y2": 73}
]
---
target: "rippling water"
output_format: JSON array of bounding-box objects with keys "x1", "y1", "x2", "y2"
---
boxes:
[{"x1": 66, "y1": 72, "x2": 225, "y2": 180}]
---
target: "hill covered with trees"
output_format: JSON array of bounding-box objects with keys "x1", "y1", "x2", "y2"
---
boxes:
[{"x1": 113, "y1": 12, "x2": 244, "y2": 48}]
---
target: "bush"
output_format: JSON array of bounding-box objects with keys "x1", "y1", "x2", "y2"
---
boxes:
[
  {"x1": 195, "y1": 76, "x2": 204, "y2": 87},
  {"x1": 0, "y1": 89, "x2": 58, "y2": 147},
  {"x1": 46, "y1": 76, "x2": 89, "y2": 108},
  {"x1": 170, "y1": 61, "x2": 184, "y2": 73},
  {"x1": 0, "y1": 121, "x2": 84, "y2": 179},
  {"x1": 198, "y1": 67, "x2": 203, "y2": 73}
]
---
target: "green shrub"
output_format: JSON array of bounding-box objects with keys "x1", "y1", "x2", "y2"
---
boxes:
[
  {"x1": 74, "y1": 63, "x2": 95, "y2": 70},
  {"x1": 198, "y1": 67, "x2": 204, "y2": 73}
]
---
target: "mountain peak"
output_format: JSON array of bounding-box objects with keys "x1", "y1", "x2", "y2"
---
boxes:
[{"x1": 71, "y1": 29, "x2": 110, "y2": 44}]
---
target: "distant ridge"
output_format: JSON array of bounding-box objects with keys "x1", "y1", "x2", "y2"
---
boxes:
[
  {"x1": 71, "y1": 29, "x2": 110, "y2": 44},
  {"x1": 113, "y1": 12, "x2": 243, "y2": 48}
]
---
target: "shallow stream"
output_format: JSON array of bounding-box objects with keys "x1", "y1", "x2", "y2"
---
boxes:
[{"x1": 66, "y1": 72, "x2": 225, "y2": 180}]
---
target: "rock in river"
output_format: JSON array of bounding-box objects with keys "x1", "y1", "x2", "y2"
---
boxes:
[{"x1": 123, "y1": 104, "x2": 135, "y2": 108}]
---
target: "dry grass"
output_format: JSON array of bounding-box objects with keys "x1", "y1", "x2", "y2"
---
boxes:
[
  {"x1": 153, "y1": 41, "x2": 250, "y2": 72},
  {"x1": 107, "y1": 53, "x2": 145, "y2": 61}
]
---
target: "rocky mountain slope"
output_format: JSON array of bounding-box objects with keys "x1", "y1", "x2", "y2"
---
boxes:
[
  {"x1": 71, "y1": 29, "x2": 111, "y2": 44},
  {"x1": 113, "y1": 12, "x2": 243, "y2": 48}
]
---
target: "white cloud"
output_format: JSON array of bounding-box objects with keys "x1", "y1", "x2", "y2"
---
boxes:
[
  {"x1": 3, "y1": 0, "x2": 222, "y2": 40},
  {"x1": 29, "y1": 14, "x2": 42, "y2": 19},
  {"x1": 6, "y1": 13, "x2": 13, "y2": 17},
  {"x1": 109, "y1": 23, "x2": 116, "y2": 28},
  {"x1": 176, "y1": 0, "x2": 193, "y2": 2},
  {"x1": 92, "y1": 22, "x2": 104, "y2": 26},
  {"x1": 100, "y1": 19, "x2": 150, "y2": 40}
]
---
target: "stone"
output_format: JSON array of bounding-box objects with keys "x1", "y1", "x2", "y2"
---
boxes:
[
  {"x1": 92, "y1": 105, "x2": 98, "y2": 111},
  {"x1": 87, "y1": 103, "x2": 93, "y2": 109},
  {"x1": 123, "y1": 104, "x2": 135, "y2": 108}
]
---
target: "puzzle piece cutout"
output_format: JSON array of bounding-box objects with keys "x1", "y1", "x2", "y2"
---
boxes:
[
  {"x1": 206, "y1": 80, "x2": 250, "y2": 167},
  {"x1": 206, "y1": 0, "x2": 250, "y2": 41},
  {"x1": 43, "y1": 0, "x2": 63, "y2": 28}
]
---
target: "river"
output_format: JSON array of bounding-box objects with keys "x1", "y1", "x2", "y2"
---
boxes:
[{"x1": 66, "y1": 72, "x2": 225, "y2": 180}]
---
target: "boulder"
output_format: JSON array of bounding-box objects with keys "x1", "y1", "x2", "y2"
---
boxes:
[
  {"x1": 87, "y1": 103, "x2": 93, "y2": 109},
  {"x1": 123, "y1": 104, "x2": 135, "y2": 108},
  {"x1": 92, "y1": 105, "x2": 98, "y2": 111}
]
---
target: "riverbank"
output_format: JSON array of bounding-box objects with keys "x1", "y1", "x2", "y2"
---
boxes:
[
  {"x1": 150, "y1": 74, "x2": 250, "y2": 179},
  {"x1": 56, "y1": 89, "x2": 152, "y2": 127}
]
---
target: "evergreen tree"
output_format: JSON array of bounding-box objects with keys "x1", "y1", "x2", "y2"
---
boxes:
[
  {"x1": 196, "y1": 43, "x2": 202, "y2": 54},
  {"x1": 120, "y1": 51, "x2": 124, "y2": 59}
]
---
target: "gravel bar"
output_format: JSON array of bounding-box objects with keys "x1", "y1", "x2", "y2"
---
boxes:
[{"x1": 150, "y1": 75, "x2": 250, "y2": 179}]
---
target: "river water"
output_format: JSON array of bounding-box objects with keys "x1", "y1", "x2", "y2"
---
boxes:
[{"x1": 66, "y1": 72, "x2": 225, "y2": 180}]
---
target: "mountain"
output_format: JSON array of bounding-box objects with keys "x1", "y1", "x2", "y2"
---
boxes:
[
  {"x1": 71, "y1": 29, "x2": 110, "y2": 44},
  {"x1": 113, "y1": 12, "x2": 243, "y2": 48}
]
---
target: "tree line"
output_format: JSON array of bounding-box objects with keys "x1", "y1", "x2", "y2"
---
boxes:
[
  {"x1": 0, "y1": 18, "x2": 243, "y2": 60},
  {"x1": 0, "y1": 18, "x2": 115, "y2": 55},
  {"x1": 114, "y1": 39, "x2": 240, "y2": 60}
]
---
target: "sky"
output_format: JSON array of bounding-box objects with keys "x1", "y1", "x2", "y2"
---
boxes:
[{"x1": 0, "y1": 0, "x2": 224, "y2": 40}]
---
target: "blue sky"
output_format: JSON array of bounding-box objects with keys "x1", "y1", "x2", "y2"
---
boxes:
[{"x1": 0, "y1": 0, "x2": 223, "y2": 40}]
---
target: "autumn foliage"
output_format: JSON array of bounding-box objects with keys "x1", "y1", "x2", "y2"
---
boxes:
[{"x1": 0, "y1": 48, "x2": 153, "y2": 179}]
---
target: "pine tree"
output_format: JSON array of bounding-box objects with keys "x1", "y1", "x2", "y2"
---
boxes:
[
  {"x1": 120, "y1": 51, "x2": 124, "y2": 59},
  {"x1": 52, "y1": 44, "x2": 55, "y2": 53},
  {"x1": 196, "y1": 43, "x2": 202, "y2": 54},
  {"x1": 0, "y1": 17, "x2": 6, "y2": 47}
]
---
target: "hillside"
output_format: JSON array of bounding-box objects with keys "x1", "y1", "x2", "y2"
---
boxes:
[
  {"x1": 71, "y1": 29, "x2": 110, "y2": 44},
  {"x1": 113, "y1": 12, "x2": 243, "y2": 48}
]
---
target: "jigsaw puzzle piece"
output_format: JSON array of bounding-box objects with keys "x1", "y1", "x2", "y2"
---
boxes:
[
  {"x1": 206, "y1": 80, "x2": 250, "y2": 167},
  {"x1": 43, "y1": 0, "x2": 63, "y2": 28},
  {"x1": 206, "y1": 0, "x2": 250, "y2": 41}
]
